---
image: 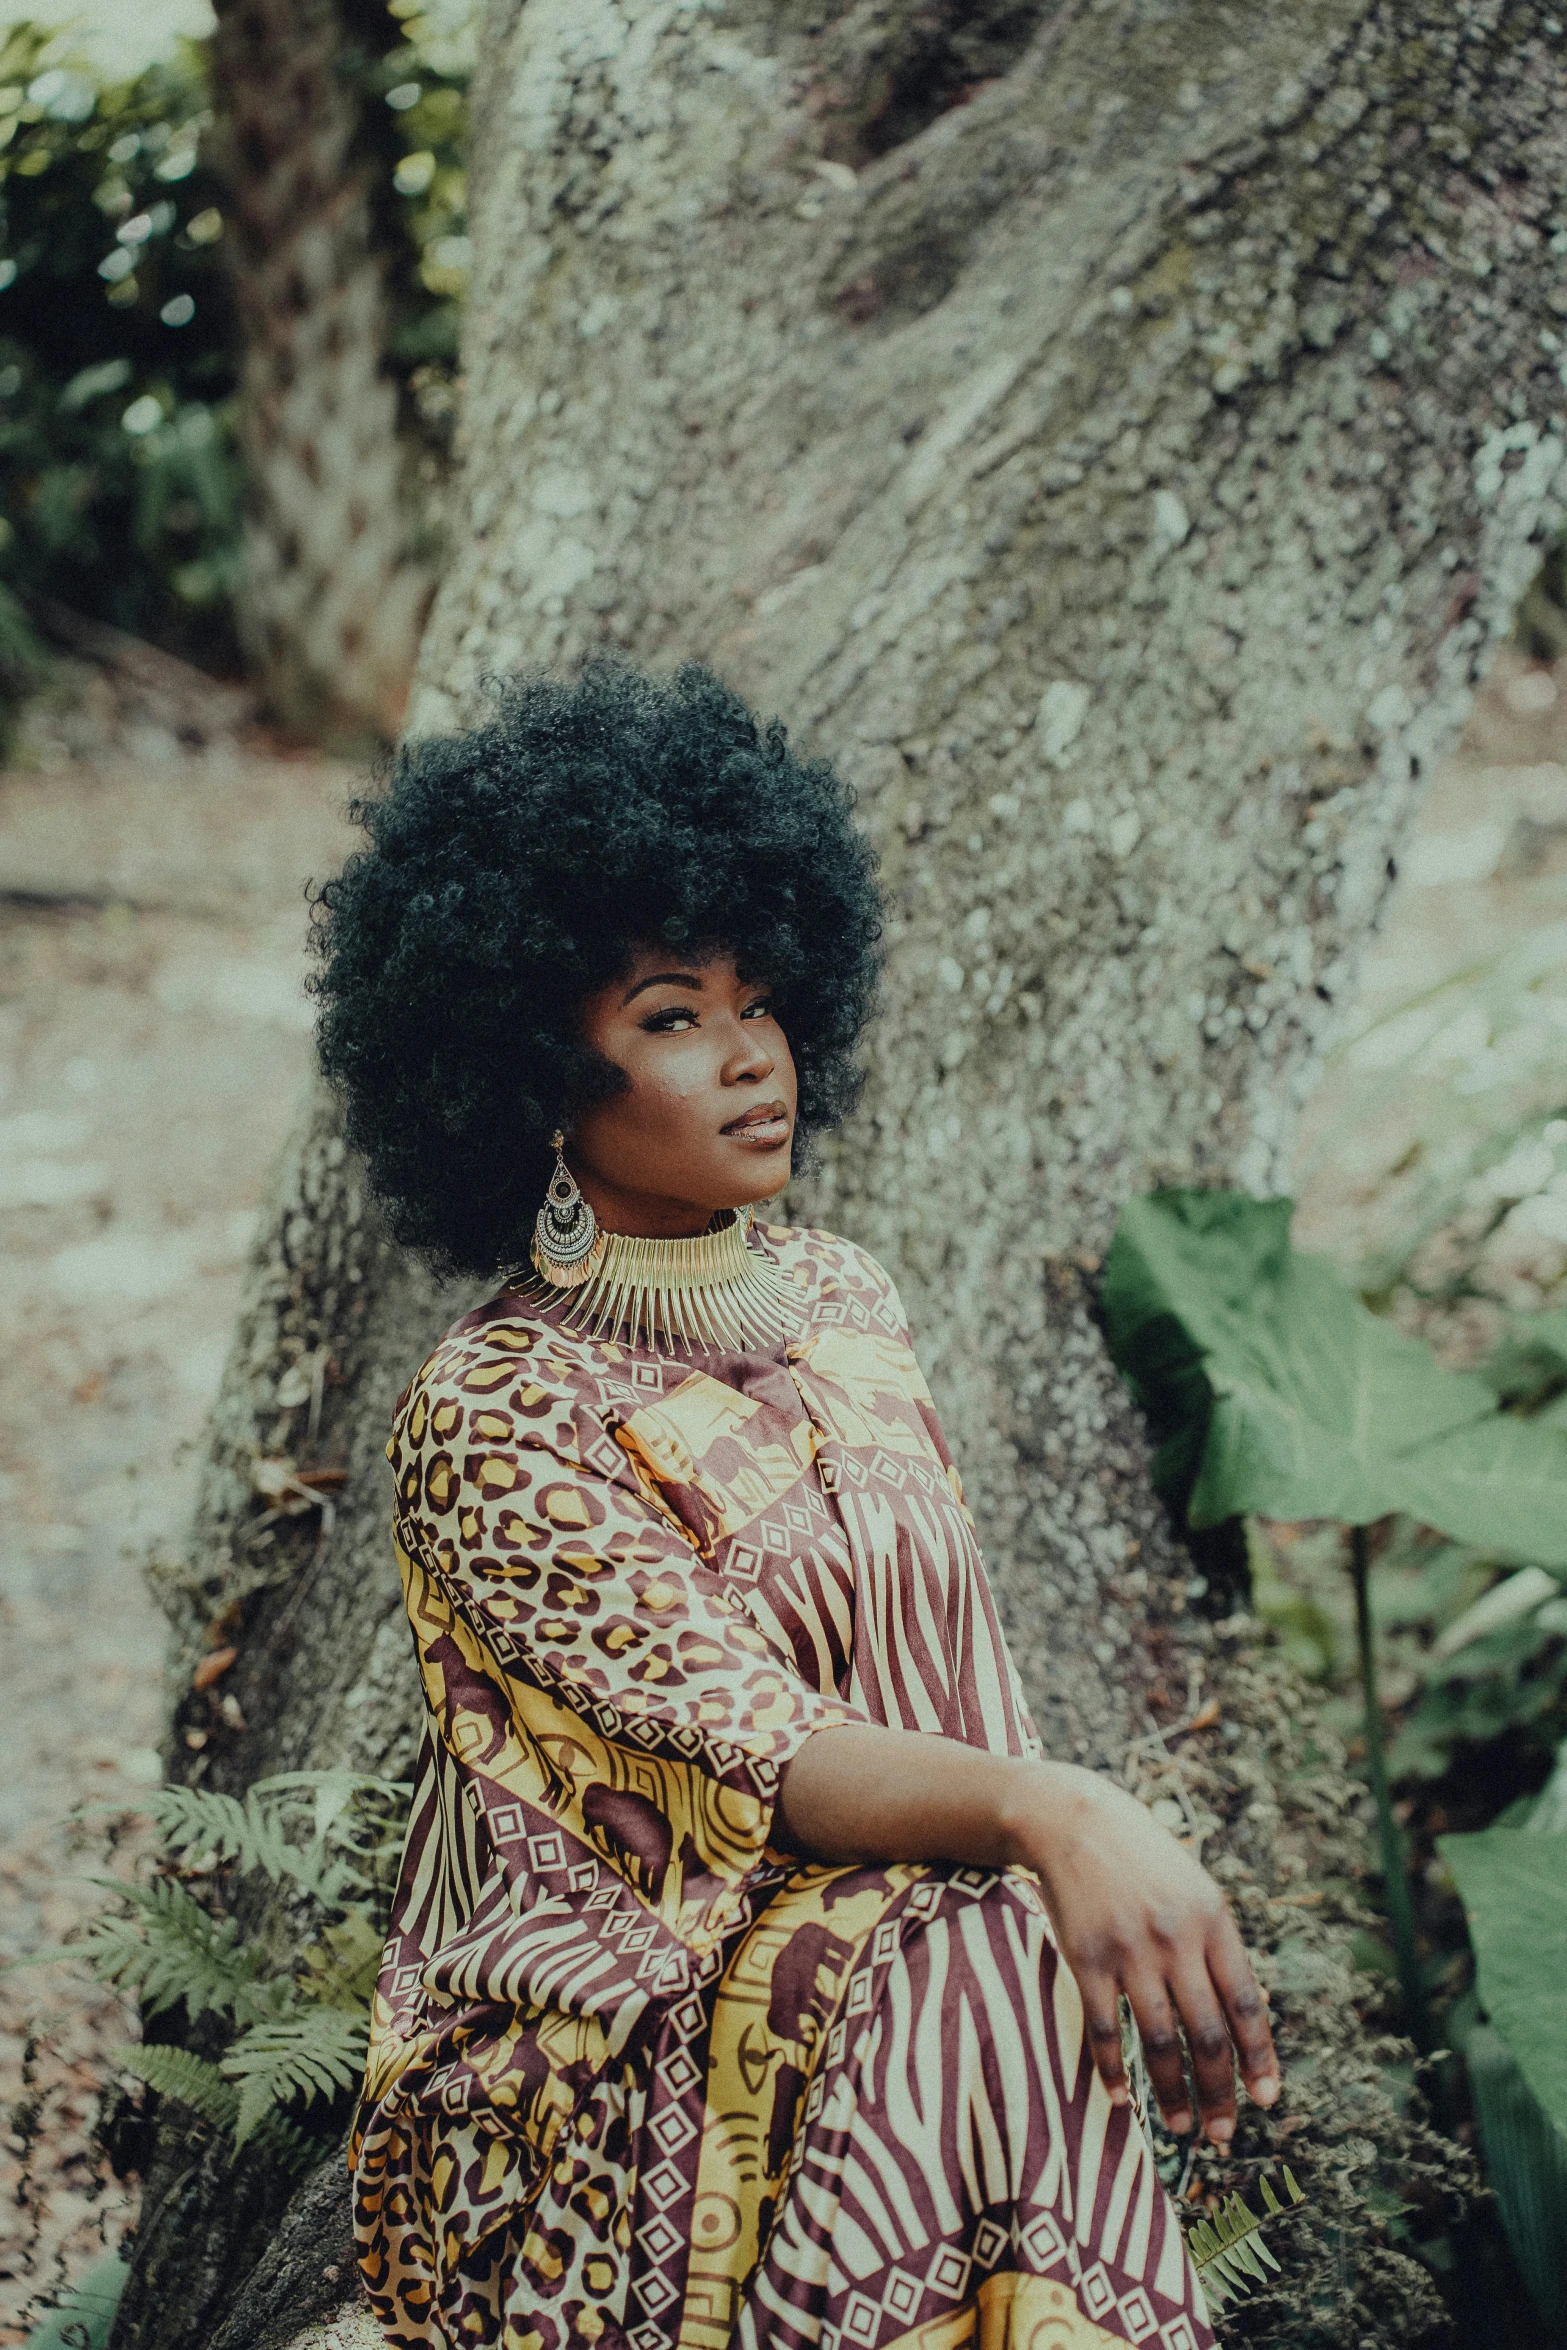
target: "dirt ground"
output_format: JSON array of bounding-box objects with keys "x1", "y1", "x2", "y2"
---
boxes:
[
  {"x1": 0, "y1": 645, "x2": 354, "y2": 2338},
  {"x1": 0, "y1": 633, "x2": 1563, "y2": 2337}
]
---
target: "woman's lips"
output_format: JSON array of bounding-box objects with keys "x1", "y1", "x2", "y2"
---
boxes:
[{"x1": 722, "y1": 1100, "x2": 791, "y2": 1146}]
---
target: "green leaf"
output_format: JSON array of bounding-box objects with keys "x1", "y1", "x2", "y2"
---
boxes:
[
  {"x1": 112, "y1": 2040, "x2": 323, "y2": 2175},
  {"x1": 1102, "y1": 1190, "x2": 1567, "y2": 1564},
  {"x1": 1461, "y1": 2019, "x2": 1567, "y2": 2326},
  {"x1": 250, "y1": 1768, "x2": 413, "y2": 1899},
  {"x1": 143, "y1": 1771, "x2": 412, "y2": 1913},
  {"x1": 1438, "y1": 1828, "x2": 1567, "y2": 2149},
  {"x1": 113, "y1": 2041, "x2": 239, "y2": 2132},
  {"x1": 79, "y1": 1877, "x2": 272, "y2": 2022},
  {"x1": 145, "y1": 1782, "x2": 354, "y2": 1905},
  {"x1": 291, "y1": 1768, "x2": 369, "y2": 1847},
  {"x1": 1185, "y1": 2173, "x2": 1305, "y2": 2306},
  {"x1": 299, "y1": 1909, "x2": 386, "y2": 2012},
  {"x1": 221, "y1": 2007, "x2": 368, "y2": 2147},
  {"x1": 22, "y1": 2251, "x2": 127, "y2": 2350},
  {"x1": 58, "y1": 356, "x2": 132, "y2": 412},
  {"x1": 1390, "y1": 1617, "x2": 1567, "y2": 1781}
]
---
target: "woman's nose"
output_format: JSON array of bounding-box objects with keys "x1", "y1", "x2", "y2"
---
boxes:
[{"x1": 722, "y1": 1020, "x2": 774, "y2": 1082}]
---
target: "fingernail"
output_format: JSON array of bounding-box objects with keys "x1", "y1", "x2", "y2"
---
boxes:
[
  {"x1": 1166, "y1": 2110, "x2": 1192, "y2": 2135},
  {"x1": 1253, "y1": 2074, "x2": 1280, "y2": 2105},
  {"x1": 1208, "y1": 2119, "x2": 1234, "y2": 2147},
  {"x1": 1109, "y1": 2085, "x2": 1129, "y2": 2106}
]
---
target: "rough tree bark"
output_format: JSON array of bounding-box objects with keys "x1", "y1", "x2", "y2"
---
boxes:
[
  {"x1": 209, "y1": 0, "x2": 438, "y2": 740},
  {"x1": 114, "y1": 2, "x2": 1567, "y2": 2344}
]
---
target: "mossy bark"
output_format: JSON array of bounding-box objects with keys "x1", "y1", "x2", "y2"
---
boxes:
[{"x1": 113, "y1": 1, "x2": 1567, "y2": 2342}]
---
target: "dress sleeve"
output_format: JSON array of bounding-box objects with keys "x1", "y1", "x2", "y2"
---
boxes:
[{"x1": 388, "y1": 1347, "x2": 870, "y2": 1975}]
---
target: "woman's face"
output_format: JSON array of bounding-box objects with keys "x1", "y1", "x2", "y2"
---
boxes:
[{"x1": 567, "y1": 947, "x2": 798, "y2": 1236}]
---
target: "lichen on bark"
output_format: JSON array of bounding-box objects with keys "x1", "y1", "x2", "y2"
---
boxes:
[{"x1": 111, "y1": 2, "x2": 1567, "y2": 2342}]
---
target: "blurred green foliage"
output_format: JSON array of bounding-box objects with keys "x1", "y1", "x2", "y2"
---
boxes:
[
  {"x1": 0, "y1": 23, "x2": 237, "y2": 673},
  {"x1": 1240, "y1": 1133, "x2": 1567, "y2": 1793},
  {"x1": 1251, "y1": 1513, "x2": 1567, "y2": 1789},
  {"x1": 0, "y1": 2, "x2": 473, "y2": 688},
  {"x1": 374, "y1": 0, "x2": 473, "y2": 377}
]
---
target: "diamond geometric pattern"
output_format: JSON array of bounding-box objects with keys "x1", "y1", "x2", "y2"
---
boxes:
[
  {"x1": 972, "y1": 2217, "x2": 1008, "y2": 2270},
  {"x1": 1081, "y1": 2262, "x2": 1117, "y2": 2320},
  {"x1": 1019, "y1": 2208, "x2": 1070, "y2": 2273},
  {"x1": 1120, "y1": 2285, "x2": 1162, "y2": 2341},
  {"x1": 927, "y1": 2245, "x2": 971, "y2": 2300}
]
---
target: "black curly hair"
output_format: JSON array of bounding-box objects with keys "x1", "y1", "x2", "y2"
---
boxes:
[{"x1": 310, "y1": 659, "x2": 883, "y2": 1278}]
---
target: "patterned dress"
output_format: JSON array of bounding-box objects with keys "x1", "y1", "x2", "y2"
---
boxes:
[{"x1": 350, "y1": 1222, "x2": 1214, "y2": 2350}]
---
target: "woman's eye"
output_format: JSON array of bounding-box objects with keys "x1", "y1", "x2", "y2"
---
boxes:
[
  {"x1": 741, "y1": 997, "x2": 773, "y2": 1021},
  {"x1": 642, "y1": 1006, "x2": 697, "y2": 1033}
]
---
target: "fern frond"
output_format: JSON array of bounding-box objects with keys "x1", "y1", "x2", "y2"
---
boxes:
[
  {"x1": 144, "y1": 1785, "x2": 354, "y2": 1905},
  {"x1": 253, "y1": 1769, "x2": 413, "y2": 1899},
  {"x1": 221, "y1": 2007, "x2": 368, "y2": 2146},
  {"x1": 253, "y1": 1768, "x2": 411, "y2": 1834},
  {"x1": 112, "y1": 2043, "x2": 326, "y2": 2177},
  {"x1": 80, "y1": 1878, "x2": 271, "y2": 2022},
  {"x1": 1188, "y1": 2168, "x2": 1306, "y2": 2306},
  {"x1": 0, "y1": 1941, "x2": 101, "y2": 1974},
  {"x1": 144, "y1": 1782, "x2": 259, "y2": 1862},
  {"x1": 114, "y1": 2042, "x2": 239, "y2": 2132}
]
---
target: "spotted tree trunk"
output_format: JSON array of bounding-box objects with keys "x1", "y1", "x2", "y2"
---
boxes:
[
  {"x1": 208, "y1": 0, "x2": 436, "y2": 741},
  {"x1": 113, "y1": 2, "x2": 1567, "y2": 2344}
]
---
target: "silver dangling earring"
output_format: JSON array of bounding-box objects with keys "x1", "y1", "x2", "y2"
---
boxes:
[{"x1": 531, "y1": 1130, "x2": 605, "y2": 1290}]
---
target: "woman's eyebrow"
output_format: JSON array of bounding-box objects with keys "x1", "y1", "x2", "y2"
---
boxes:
[{"x1": 620, "y1": 970, "x2": 705, "y2": 1005}]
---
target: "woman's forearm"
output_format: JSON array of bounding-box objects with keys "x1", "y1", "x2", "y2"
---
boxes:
[
  {"x1": 775, "y1": 1720, "x2": 1066, "y2": 1868},
  {"x1": 775, "y1": 1718, "x2": 1280, "y2": 2146}
]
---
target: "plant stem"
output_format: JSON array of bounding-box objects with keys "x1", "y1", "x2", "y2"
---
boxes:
[{"x1": 1350, "y1": 1521, "x2": 1432, "y2": 2053}]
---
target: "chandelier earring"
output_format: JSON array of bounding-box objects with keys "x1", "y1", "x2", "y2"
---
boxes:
[{"x1": 531, "y1": 1130, "x2": 605, "y2": 1290}]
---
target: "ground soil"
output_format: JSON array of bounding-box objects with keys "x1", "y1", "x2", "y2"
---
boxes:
[
  {"x1": 0, "y1": 651, "x2": 353, "y2": 2339},
  {"x1": 0, "y1": 635, "x2": 1563, "y2": 2339}
]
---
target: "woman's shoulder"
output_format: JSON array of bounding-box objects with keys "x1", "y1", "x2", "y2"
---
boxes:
[
  {"x1": 411, "y1": 1287, "x2": 560, "y2": 1389},
  {"x1": 757, "y1": 1219, "x2": 911, "y2": 1339},
  {"x1": 389, "y1": 1289, "x2": 608, "y2": 1469}
]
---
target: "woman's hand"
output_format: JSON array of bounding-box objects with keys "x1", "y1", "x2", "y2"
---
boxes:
[
  {"x1": 997, "y1": 1760, "x2": 1279, "y2": 2146},
  {"x1": 777, "y1": 1725, "x2": 1279, "y2": 2147}
]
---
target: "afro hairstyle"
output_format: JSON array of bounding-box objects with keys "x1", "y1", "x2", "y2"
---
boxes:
[{"x1": 310, "y1": 658, "x2": 884, "y2": 1278}]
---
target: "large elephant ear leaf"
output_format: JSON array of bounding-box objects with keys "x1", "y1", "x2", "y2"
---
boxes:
[
  {"x1": 1439, "y1": 1829, "x2": 1567, "y2": 2149},
  {"x1": 1463, "y1": 2020, "x2": 1567, "y2": 2328},
  {"x1": 1101, "y1": 1189, "x2": 1567, "y2": 1566},
  {"x1": 1439, "y1": 1827, "x2": 1567, "y2": 2326}
]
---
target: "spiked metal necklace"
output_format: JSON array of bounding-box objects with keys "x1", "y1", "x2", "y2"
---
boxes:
[
  {"x1": 505, "y1": 1134, "x2": 791, "y2": 1351},
  {"x1": 544, "y1": 1206, "x2": 791, "y2": 1350}
]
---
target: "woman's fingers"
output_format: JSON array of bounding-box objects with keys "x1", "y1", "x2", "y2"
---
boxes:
[
  {"x1": 1075, "y1": 1966, "x2": 1132, "y2": 2107},
  {"x1": 1168, "y1": 1964, "x2": 1239, "y2": 2145},
  {"x1": 1121, "y1": 1970, "x2": 1191, "y2": 2134},
  {"x1": 1206, "y1": 1906, "x2": 1280, "y2": 2106}
]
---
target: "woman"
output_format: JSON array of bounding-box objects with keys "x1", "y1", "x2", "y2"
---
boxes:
[{"x1": 315, "y1": 662, "x2": 1278, "y2": 2350}]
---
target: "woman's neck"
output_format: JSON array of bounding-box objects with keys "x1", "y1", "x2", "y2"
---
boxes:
[{"x1": 570, "y1": 1166, "x2": 722, "y2": 1240}]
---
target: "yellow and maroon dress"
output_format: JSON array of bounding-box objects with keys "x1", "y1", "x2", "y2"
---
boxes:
[{"x1": 350, "y1": 1222, "x2": 1213, "y2": 2350}]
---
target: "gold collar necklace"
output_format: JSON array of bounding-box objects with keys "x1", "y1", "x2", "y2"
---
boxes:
[{"x1": 509, "y1": 1203, "x2": 792, "y2": 1352}]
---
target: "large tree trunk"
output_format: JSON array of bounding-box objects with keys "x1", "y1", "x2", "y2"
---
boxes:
[
  {"x1": 115, "y1": 2, "x2": 1567, "y2": 2343},
  {"x1": 210, "y1": 0, "x2": 437, "y2": 741}
]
